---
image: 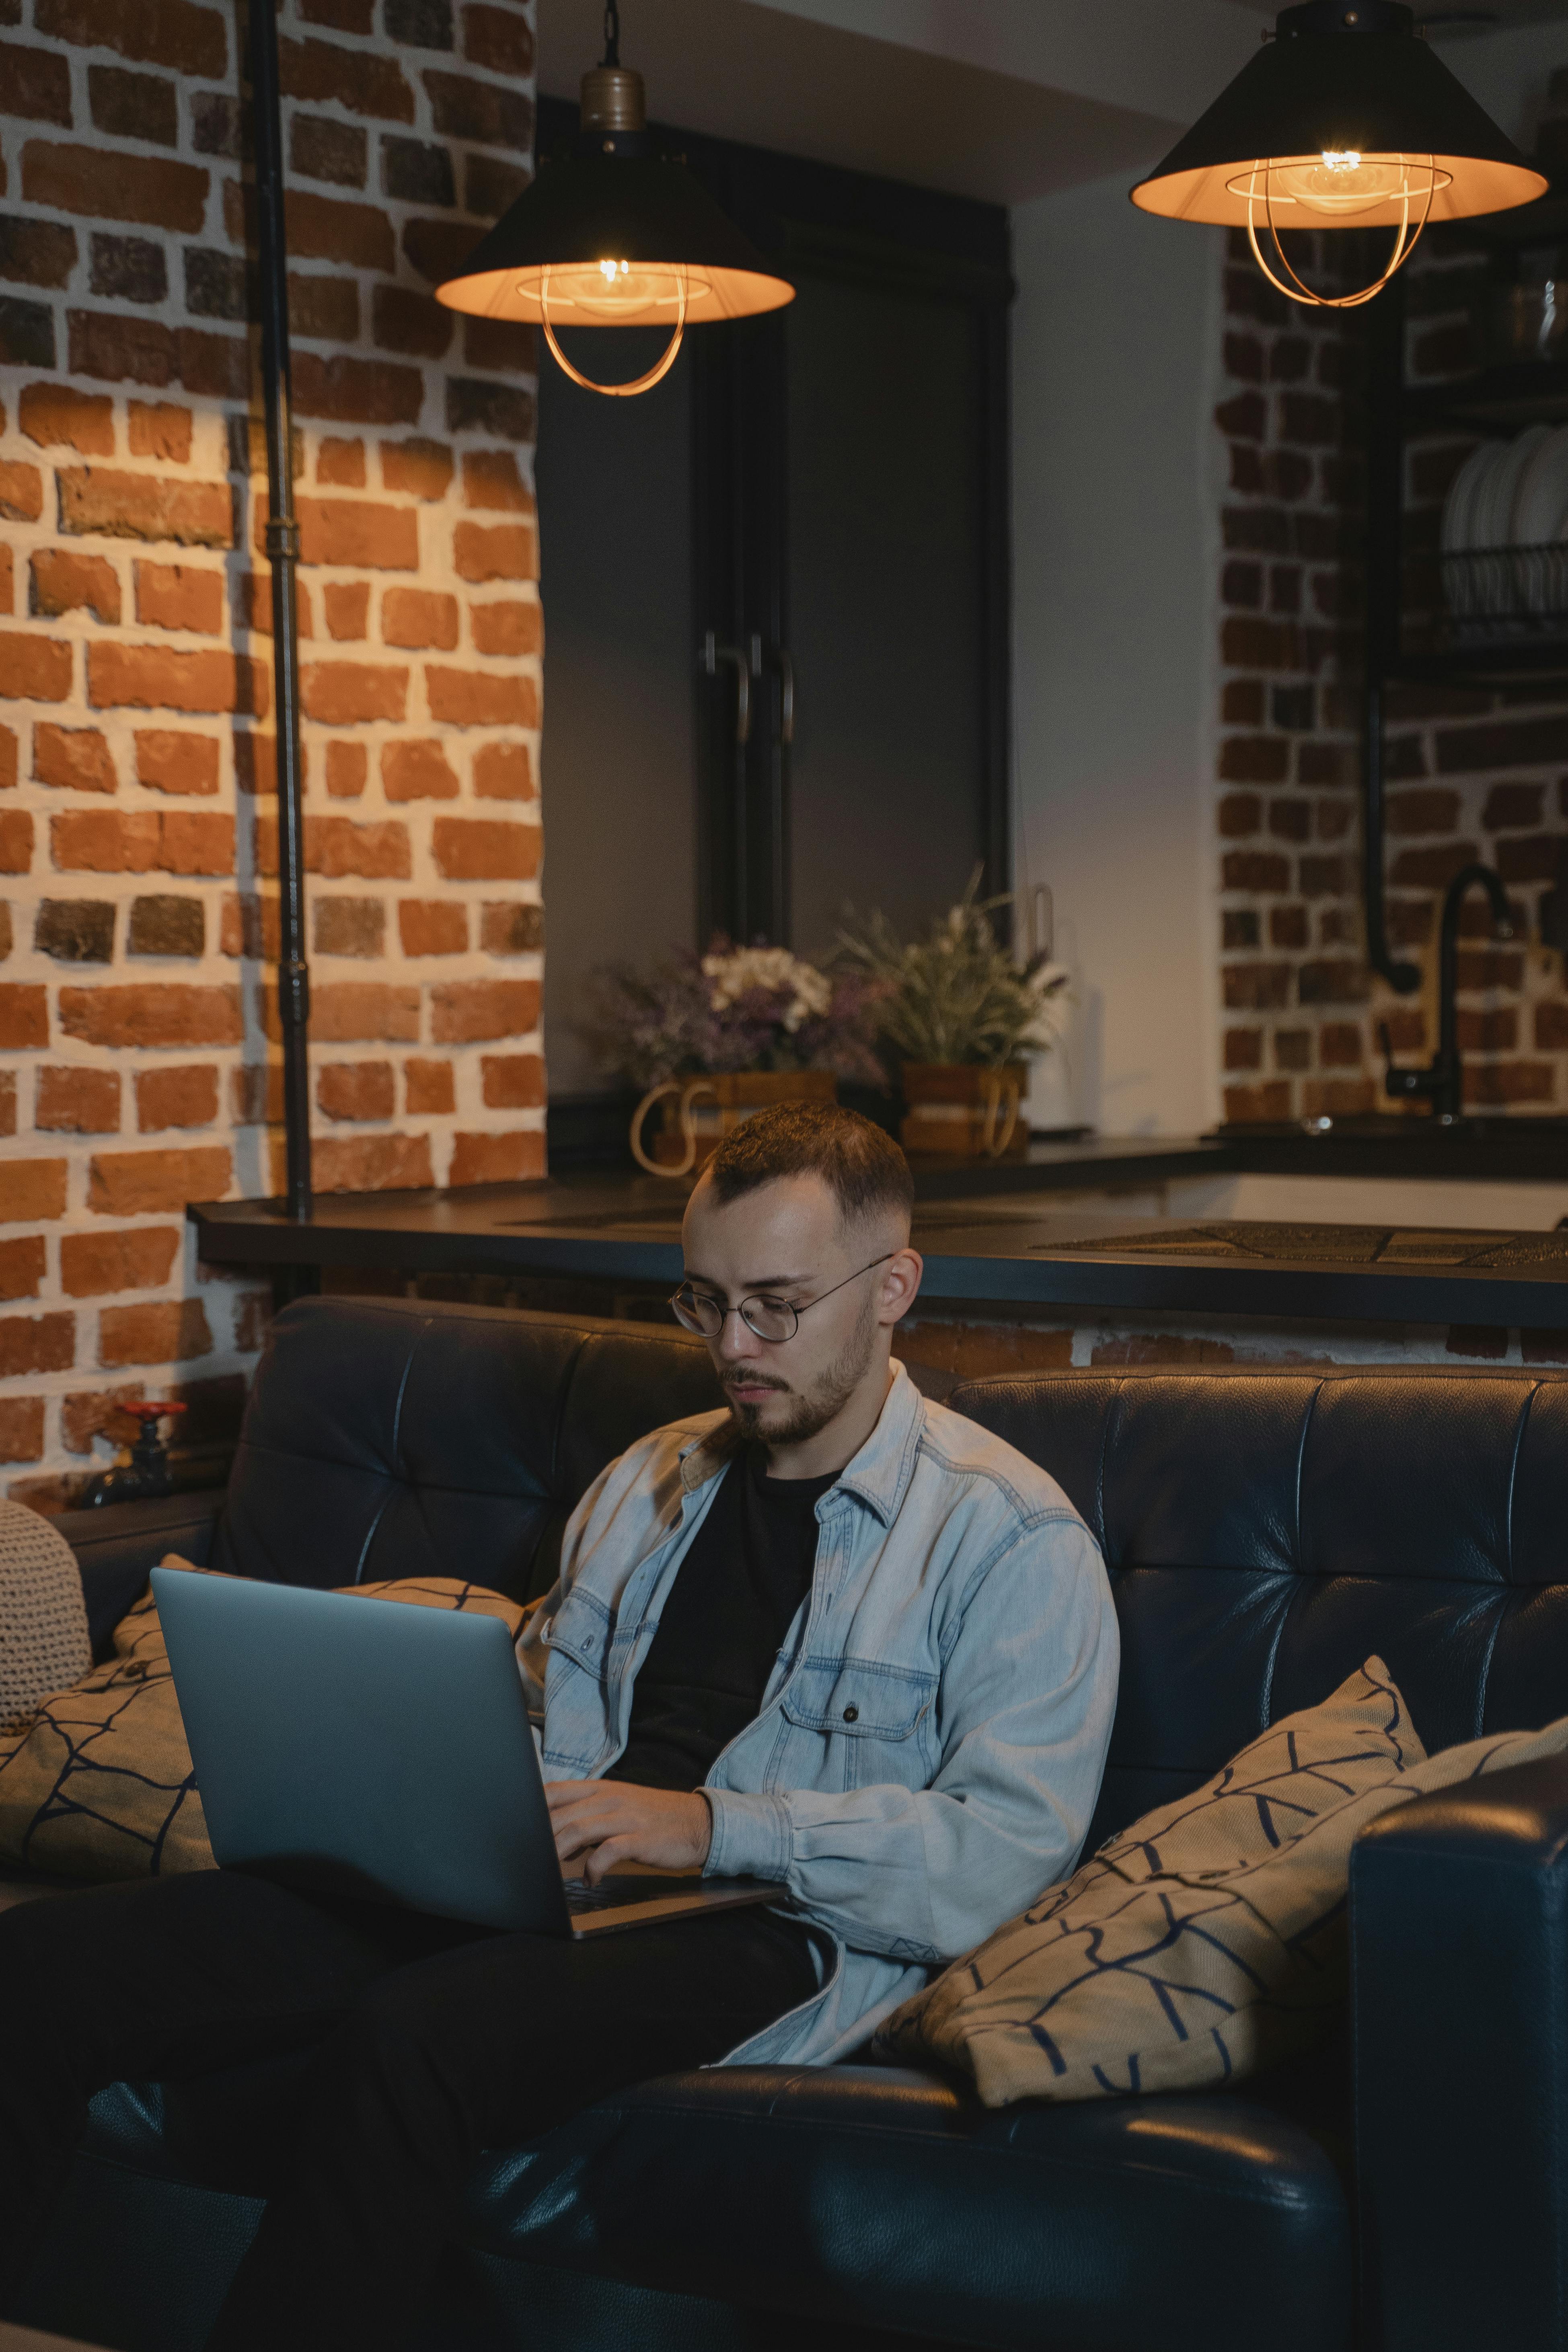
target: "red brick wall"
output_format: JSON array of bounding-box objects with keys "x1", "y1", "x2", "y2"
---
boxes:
[
  {"x1": 1216, "y1": 223, "x2": 1568, "y2": 1126},
  {"x1": 1215, "y1": 231, "x2": 1372, "y2": 1124},
  {"x1": 0, "y1": 0, "x2": 542, "y2": 1503}
]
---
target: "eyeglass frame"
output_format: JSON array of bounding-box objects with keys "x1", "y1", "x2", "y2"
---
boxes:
[{"x1": 669, "y1": 1252, "x2": 898, "y2": 1345}]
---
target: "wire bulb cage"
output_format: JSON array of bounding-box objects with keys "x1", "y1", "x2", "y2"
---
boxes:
[
  {"x1": 1234, "y1": 150, "x2": 1445, "y2": 308},
  {"x1": 538, "y1": 262, "x2": 690, "y2": 395}
]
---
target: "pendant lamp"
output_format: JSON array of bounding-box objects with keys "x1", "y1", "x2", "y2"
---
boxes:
[
  {"x1": 436, "y1": 2, "x2": 793, "y2": 395},
  {"x1": 1131, "y1": 0, "x2": 1546, "y2": 310}
]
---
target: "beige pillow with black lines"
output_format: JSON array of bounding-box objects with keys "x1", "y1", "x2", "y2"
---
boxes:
[{"x1": 878, "y1": 1657, "x2": 1568, "y2": 2105}]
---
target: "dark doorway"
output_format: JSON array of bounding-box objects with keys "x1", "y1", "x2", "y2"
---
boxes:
[
  {"x1": 535, "y1": 331, "x2": 697, "y2": 1098},
  {"x1": 533, "y1": 101, "x2": 1013, "y2": 1157}
]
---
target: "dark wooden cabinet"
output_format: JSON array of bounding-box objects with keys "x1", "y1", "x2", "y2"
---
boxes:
[
  {"x1": 1361, "y1": 190, "x2": 1568, "y2": 989},
  {"x1": 534, "y1": 100, "x2": 1013, "y2": 1145}
]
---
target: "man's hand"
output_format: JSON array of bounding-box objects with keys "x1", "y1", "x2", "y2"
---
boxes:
[{"x1": 545, "y1": 1779, "x2": 712, "y2": 1885}]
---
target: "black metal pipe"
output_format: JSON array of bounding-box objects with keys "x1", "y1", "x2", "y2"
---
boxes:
[
  {"x1": 249, "y1": 0, "x2": 312, "y2": 1219},
  {"x1": 1362, "y1": 678, "x2": 1421, "y2": 995}
]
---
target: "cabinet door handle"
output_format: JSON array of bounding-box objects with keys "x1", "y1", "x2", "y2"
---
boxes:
[
  {"x1": 775, "y1": 646, "x2": 795, "y2": 745},
  {"x1": 701, "y1": 630, "x2": 751, "y2": 745},
  {"x1": 746, "y1": 636, "x2": 795, "y2": 747}
]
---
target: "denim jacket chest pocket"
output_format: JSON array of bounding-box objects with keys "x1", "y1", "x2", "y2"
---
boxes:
[{"x1": 779, "y1": 1658, "x2": 938, "y2": 1792}]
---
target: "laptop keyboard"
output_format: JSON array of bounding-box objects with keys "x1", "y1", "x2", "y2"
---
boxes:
[{"x1": 563, "y1": 1875, "x2": 684, "y2": 1912}]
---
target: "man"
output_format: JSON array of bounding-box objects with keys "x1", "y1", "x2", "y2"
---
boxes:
[{"x1": 0, "y1": 1104, "x2": 1117, "y2": 2351}]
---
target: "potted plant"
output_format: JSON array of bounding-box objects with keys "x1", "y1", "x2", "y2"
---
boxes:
[
  {"x1": 835, "y1": 875, "x2": 1069, "y2": 1160},
  {"x1": 589, "y1": 940, "x2": 885, "y2": 1175}
]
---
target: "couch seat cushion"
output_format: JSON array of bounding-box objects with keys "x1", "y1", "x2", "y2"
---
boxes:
[
  {"x1": 86, "y1": 2058, "x2": 1350, "y2": 2352},
  {"x1": 473, "y1": 2063, "x2": 1350, "y2": 2352}
]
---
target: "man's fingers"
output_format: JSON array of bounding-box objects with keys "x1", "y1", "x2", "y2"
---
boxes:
[
  {"x1": 552, "y1": 1817, "x2": 590, "y2": 1862},
  {"x1": 555, "y1": 1797, "x2": 625, "y2": 1837},
  {"x1": 544, "y1": 1780, "x2": 600, "y2": 1815},
  {"x1": 544, "y1": 1782, "x2": 703, "y2": 1875},
  {"x1": 554, "y1": 1807, "x2": 619, "y2": 1859},
  {"x1": 582, "y1": 1834, "x2": 635, "y2": 1886}
]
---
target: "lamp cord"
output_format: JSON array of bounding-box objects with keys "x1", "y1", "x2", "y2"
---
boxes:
[{"x1": 602, "y1": 1, "x2": 619, "y2": 65}]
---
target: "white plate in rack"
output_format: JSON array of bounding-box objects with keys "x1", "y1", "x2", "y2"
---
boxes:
[
  {"x1": 1442, "y1": 438, "x2": 1496, "y2": 554},
  {"x1": 1512, "y1": 422, "x2": 1568, "y2": 546},
  {"x1": 1477, "y1": 423, "x2": 1550, "y2": 547},
  {"x1": 1443, "y1": 439, "x2": 1507, "y2": 620}
]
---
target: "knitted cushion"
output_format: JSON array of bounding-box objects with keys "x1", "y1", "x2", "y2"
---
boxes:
[
  {"x1": 877, "y1": 1658, "x2": 1568, "y2": 2105},
  {"x1": 0, "y1": 1500, "x2": 91, "y2": 1740},
  {"x1": 0, "y1": 1565, "x2": 526, "y2": 1881}
]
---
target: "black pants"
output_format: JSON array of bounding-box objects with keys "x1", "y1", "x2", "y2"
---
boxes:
[{"x1": 0, "y1": 1871, "x2": 819, "y2": 2352}]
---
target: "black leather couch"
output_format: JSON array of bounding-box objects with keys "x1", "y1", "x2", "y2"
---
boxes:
[{"x1": 10, "y1": 1292, "x2": 1568, "y2": 2352}]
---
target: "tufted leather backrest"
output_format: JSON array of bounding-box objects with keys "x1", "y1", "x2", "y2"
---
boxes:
[
  {"x1": 219, "y1": 1301, "x2": 1568, "y2": 1850},
  {"x1": 213, "y1": 1295, "x2": 723, "y2": 1605},
  {"x1": 951, "y1": 1365, "x2": 1568, "y2": 1848}
]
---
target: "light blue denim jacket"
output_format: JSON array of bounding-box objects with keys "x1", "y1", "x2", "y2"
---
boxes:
[{"x1": 516, "y1": 1361, "x2": 1118, "y2": 2067}]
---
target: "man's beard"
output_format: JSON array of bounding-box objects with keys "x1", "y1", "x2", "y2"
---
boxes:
[{"x1": 723, "y1": 1293, "x2": 879, "y2": 1449}]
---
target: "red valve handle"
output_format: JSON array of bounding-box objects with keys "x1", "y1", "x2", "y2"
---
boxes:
[{"x1": 121, "y1": 1402, "x2": 188, "y2": 1425}]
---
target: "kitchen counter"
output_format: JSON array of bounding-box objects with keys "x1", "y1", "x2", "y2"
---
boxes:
[
  {"x1": 189, "y1": 1139, "x2": 1568, "y2": 1334},
  {"x1": 1205, "y1": 1115, "x2": 1568, "y2": 1183}
]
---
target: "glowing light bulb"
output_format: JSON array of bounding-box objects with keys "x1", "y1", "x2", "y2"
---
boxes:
[{"x1": 1225, "y1": 152, "x2": 1452, "y2": 226}]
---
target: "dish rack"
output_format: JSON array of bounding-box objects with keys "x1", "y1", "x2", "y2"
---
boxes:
[{"x1": 1441, "y1": 539, "x2": 1568, "y2": 631}]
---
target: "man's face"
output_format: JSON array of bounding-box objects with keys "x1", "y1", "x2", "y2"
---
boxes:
[{"x1": 679, "y1": 1174, "x2": 894, "y2": 1451}]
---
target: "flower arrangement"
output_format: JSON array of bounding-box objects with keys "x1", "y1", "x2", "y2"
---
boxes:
[
  {"x1": 589, "y1": 938, "x2": 886, "y2": 1090},
  {"x1": 834, "y1": 871, "x2": 1070, "y2": 1070}
]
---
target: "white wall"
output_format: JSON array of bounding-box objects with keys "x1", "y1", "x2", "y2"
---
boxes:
[
  {"x1": 1005, "y1": 20, "x2": 1568, "y2": 1145},
  {"x1": 1437, "y1": 20, "x2": 1568, "y2": 150},
  {"x1": 1011, "y1": 173, "x2": 1225, "y2": 1137}
]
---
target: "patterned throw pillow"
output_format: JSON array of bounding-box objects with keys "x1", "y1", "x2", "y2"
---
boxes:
[
  {"x1": 0, "y1": 1565, "x2": 527, "y2": 1883},
  {"x1": 0, "y1": 1500, "x2": 91, "y2": 1739},
  {"x1": 877, "y1": 1659, "x2": 1568, "y2": 2106}
]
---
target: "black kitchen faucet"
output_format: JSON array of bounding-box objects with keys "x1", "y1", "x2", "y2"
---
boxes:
[{"x1": 1381, "y1": 862, "x2": 1516, "y2": 1123}]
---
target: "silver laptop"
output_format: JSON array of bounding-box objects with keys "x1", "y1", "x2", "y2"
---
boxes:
[{"x1": 151, "y1": 1568, "x2": 777, "y2": 1937}]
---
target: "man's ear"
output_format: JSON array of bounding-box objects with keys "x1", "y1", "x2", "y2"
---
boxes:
[{"x1": 875, "y1": 1248, "x2": 924, "y2": 1328}]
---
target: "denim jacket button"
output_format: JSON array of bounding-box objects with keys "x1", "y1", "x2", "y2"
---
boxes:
[{"x1": 843, "y1": 1704, "x2": 859, "y2": 1723}]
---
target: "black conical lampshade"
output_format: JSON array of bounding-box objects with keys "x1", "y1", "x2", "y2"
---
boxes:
[
  {"x1": 436, "y1": 21, "x2": 791, "y2": 394},
  {"x1": 1133, "y1": 0, "x2": 1543, "y2": 308},
  {"x1": 436, "y1": 17, "x2": 792, "y2": 354},
  {"x1": 436, "y1": 146, "x2": 793, "y2": 331}
]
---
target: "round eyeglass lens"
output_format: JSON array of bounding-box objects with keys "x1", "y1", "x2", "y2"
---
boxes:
[
  {"x1": 669, "y1": 1288, "x2": 800, "y2": 1342},
  {"x1": 742, "y1": 1297, "x2": 797, "y2": 1343}
]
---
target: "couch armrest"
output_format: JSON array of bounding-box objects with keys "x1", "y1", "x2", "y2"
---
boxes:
[
  {"x1": 53, "y1": 1491, "x2": 226, "y2": 1661},
  {"x1": 1350, "y1": 1754, "x2": 1568, "y2": 2352}
]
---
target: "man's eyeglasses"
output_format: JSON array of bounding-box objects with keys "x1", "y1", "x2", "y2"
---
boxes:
[{"x1": 670, "y1": 1254, "x2": 896, "y2": 1345}]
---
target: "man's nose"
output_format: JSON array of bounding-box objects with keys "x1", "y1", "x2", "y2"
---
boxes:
[{"x1": 713, "y1": 1306, "x2": 762, "y2": 1361}]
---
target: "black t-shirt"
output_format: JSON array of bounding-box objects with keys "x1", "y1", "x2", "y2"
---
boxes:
[{"x1": 604, "y1": 1448, "x2": 836, "y2": 1793}]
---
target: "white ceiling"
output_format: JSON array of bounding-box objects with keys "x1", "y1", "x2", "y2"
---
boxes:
[
  {"x1": 537, "y1": 0, "x2": 1568, "y2": 206},
  {"x1": 536, "y1": 0, "x2": 1258, "y2": 202}
]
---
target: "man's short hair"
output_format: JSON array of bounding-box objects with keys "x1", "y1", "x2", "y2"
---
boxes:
[{"x1": 703, "y1": 1102, "x2": 914, "y2": 1229}]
